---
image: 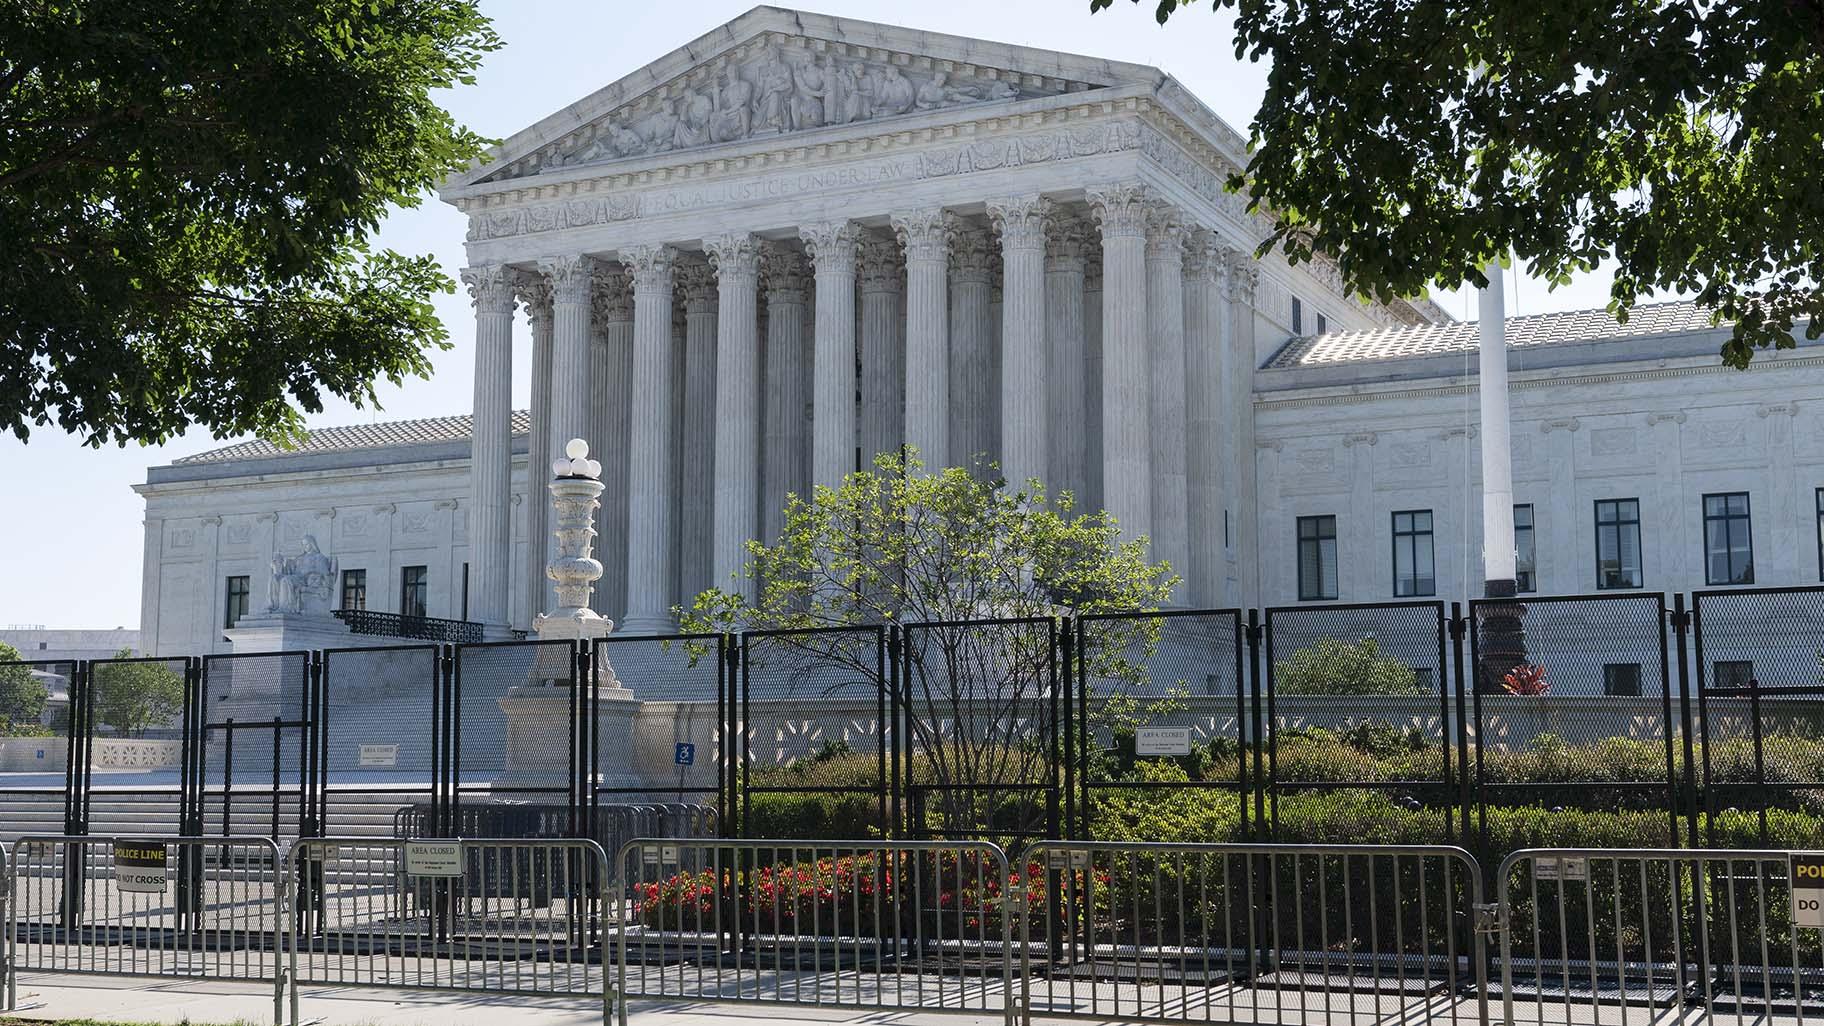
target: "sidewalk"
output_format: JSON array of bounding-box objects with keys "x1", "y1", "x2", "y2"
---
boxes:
[{"x1": 6, "y1": 974, "x2": 1021, "y2": 1026}]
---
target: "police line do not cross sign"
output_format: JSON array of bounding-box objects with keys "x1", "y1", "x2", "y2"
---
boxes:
[{"x1": 1793, "y1": 854, "x2": 1824, "y2": 928}]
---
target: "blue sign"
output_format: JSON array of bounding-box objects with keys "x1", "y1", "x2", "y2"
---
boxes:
[{"x1": 673, "y1": 742, "x2": 696, "y2": 766}]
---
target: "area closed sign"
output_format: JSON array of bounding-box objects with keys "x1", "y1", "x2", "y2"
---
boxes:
[
  {"x1": 1136, "y1": 727, "x2": 1193, "y2": 757},
  {"x1": 404, "y1": 841, "x2": 463, "y2": 878},
  {"x1": 1793, "y1": 854, "x2": 1824, "y2": 928},
  {"x1": 114, "y1": 840, "x2": 168, "y2": 893}
]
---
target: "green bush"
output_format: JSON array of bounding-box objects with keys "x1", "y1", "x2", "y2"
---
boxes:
[{"x1": 1274, "y1": 638, "x2": 1424, "y2": 695}]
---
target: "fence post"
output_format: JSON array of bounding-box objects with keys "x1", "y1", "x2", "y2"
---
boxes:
[
  {"x1": 1448, "y1": 602, "x2": 1474, "y2": 852},
  {"x1": 1057, "y1": 618, "x2": 1074, "y2": 841},
  {"x1": 1671, "y1": 594, "x2": 1700, "y2": 849},
  {"x1": 1244, "y1": 610, "x2": 1265, "y2": 839}
]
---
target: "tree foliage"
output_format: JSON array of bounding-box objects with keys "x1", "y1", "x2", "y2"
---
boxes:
[
  {"x1": 1274, "y1": 637, "x2": 1424, "y2": 696},
  {"x1": 0, "y1": 641, "x2": 49, "y2": 731},
  {"x1": 1092, "y1": 0, "x2": 1824, "y2": 367},
  {"x1": 685, "y1": 451, "x2": 1176, "y2": 837},
  {"x1": 1, "y1": 1, "x2": 500, "y2": 445},
  {"x1": 91, "y1": 648, "x2": 184, "y2": 737}
]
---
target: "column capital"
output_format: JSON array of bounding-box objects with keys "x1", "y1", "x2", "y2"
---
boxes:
[
  {"x1": 1087, "y1": 182, "x2": 1151, "y2": 240},
  {"x1": 890, "y1": 208, "x2": 949, "y2": 263},
  {"x1": 704, "y1": 232, "x2": 761, "y2": 284},
  {"x1": 987, "y1": 195, "x2": 1052, "y2": 252},
  {"x1": 461, "y1": 264, "x2": 519, "y2": 314},
  {"x1": 623, "y1": 244, "x2": 678, "y2": 294},
  {"x1": 678, "y1": 260, "x2": 718, "y2": 314},
  {"x1": 760, "y1": 242, "x2": 810, "y2": 303},
  {"x1": 591, "y1": 265, "x2": 634, "y2": 326},
  {"x1": 800, "y1": 220, "x2": 863, "y2": 275},
  {"x1": 1182, "y1": 227, "x2": 1224, "y2": 283},
  {"x1": 858, "y1": 232, "x2": 903, "y2": 294},
  {"x1": 946, "y1": 214, "x2": 995, "y2": 284},
  {"x1": 1044, "y1": 213, "x2": 1094, "y2": 270},
  {"x1": 538, "y1": 254, "x2": 598, "y2": 305},
  {"x1": 1222, "y1": 248, "x2": 1260, "y2": 303},
  {"x1": 511, "y1": 270, "x2": 553, "y2": 329},
  {"x1": 1145, "y1": 203, "x2": 1187, "y2": 262}
]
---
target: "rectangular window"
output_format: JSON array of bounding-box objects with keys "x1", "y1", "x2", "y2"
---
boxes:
[
  {"x1": 1713, "y1": 660, "x2": 1755, "y2": 689},
  {"x1": 1703, "y1": 492, "x2": 1754, "y2": 585},
  {"x1": 223, "y1": 576, "x2": 250, "y2": 629},
  {"x1": 339, "y1": 569, "x2": 367, "y2": 611},
  {"x1": 1316, "y1": 313, "x2": 1328, "y2": 335},
  {"x1": 400, "y1": 565, "x2": 428, "y2": 619},
  {"x1": 1594, "y1": 498, "x2": 1643, "y2": 589},
  {"x1": 461, "y1": 563, "x2": 471, "y2": 621},
  {"x1": 1291, "y1": 297, "x2": 1304, "y2": 335},
  {"x1": 1297, "y1": 515, "x2": 1338, "y2": 601},
  {"x1": 1817, "y1": 488, "x2": 1824, "y2": 581},
  {"x1": 1514, "y1": 504, "x2": 1536, "y2": 593},
  {"x1": 1391, "y1": 509, "x2": 1436, "y2": 597},
  {"x1": 1603, "y1": 663, "x2": 1643, "y2": 697}
]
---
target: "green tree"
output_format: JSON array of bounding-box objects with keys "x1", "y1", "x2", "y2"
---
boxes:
[
  {"x1": 2, "y1": 2, "x2": 500, "y2": 445},
  {"x1": 685, "y1": 451, "x2": 1176, "y2": 837},
  {"x1": 0, "y1": 641, "x2": 49, "y2": 731},
  {"x1": 1275, "y1": 637, "x2": 1424, "y2": 696},
  {"x1": 91, "y1": 648, "x2": 185, "y2": 737},
  {"x1": 1091, "y1": 0, "x2": 1822, "y2": 368}
]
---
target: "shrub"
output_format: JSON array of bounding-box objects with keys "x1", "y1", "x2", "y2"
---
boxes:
[{"x1": 1275, "y1": 638, "x2": 1424, "y2": 695}]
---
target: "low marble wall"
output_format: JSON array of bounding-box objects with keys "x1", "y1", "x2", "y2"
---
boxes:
[{"x1": 0, "y1": 737, "x2": 183, "y2": 771}]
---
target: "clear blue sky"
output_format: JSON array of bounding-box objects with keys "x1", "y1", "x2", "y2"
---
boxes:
[{"x1": 0, "y1": 0, "x2": 1643, "y2": 630}]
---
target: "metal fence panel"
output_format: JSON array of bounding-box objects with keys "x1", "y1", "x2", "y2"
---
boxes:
[
  {"x1": 1496, "y1": 847, "x2": 1824, "y2": 1024},
  {"x1": 739, "y1": 627, "x2": 889, "y2": 839},
  {"x1": 318, "y1": 645, "x2": 443, "y2": 839},
  {"x1": 1077, "y1": 610, "x2": 1249, "y2": 842},
  {"x1": 0, "y1": 660, "x2": 84, "y2": 845},
  {"x1": 7, "y1": 834, "x2": 283, "y2": 1021},
  {"x1": 614, "y1": 837, "x2": 1013, "y2": 1023},
  {"x1": 591, "y1": 634, "x2": 725, "y2": 814},
  {"x1": 288, "y1": 836, "x2": 609, "y2": 1020},
  {"x1": 1020, "y1": 840, "x2": 1486, "y2": 1025},
  {"x1": 1264, "y1": 602, "x2": 1462, "y2": 845},
  {"x1": 452, "y1": 641, "x2": 577, "y2": 808},
  {"x1": 199, "y1": 652, "x2": 313, "y2": 844},
  {"x1": 1468, "y1": 594, "x2": 1685, "y2": 862}
]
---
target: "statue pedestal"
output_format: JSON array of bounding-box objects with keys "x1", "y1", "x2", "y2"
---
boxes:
[
  {"x1": 495, "y1": 684, "x2": 642, "y2": 791},
  {"x1": 223, "y1": 612, "x2": 353, "y2": 654}
]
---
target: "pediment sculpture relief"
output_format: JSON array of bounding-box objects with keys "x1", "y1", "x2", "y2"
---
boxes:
[{"x1": 513, "y1": 45, "x2": 1056, "y2": 179}]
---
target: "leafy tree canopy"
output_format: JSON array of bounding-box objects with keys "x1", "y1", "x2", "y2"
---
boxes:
[
  {"x1": 1, "y1": 1, "x2": 500, "y2": 445},
  {"x1": 92, "y1": 648, "x2": 184, "y2": 737},
  {"x1": 1275, "y1": 637, "x2": 1424, "y2": 696},
  {"x1": 1092, "y1": 0, "x2": 1823, "y2": 368},
  {"x1": 0, "y1": 641, "x2": 49, "y2": 728}
]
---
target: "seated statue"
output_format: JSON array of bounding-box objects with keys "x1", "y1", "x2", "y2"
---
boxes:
[{"x1": 267, "y1": 535, "x2": 338, "y2": 616}]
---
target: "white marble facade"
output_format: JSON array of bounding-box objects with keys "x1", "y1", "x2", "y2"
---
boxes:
[{"x1": 133, "y1": 9, "x2": 1824, "y2": 656}]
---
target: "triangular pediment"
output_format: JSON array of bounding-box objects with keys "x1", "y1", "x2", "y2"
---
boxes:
[{"x1": 453, "y1": 6, "x2": 1148, "y2": 190}]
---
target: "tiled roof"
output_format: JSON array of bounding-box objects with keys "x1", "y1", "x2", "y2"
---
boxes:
[
  {"x1": 174, "y1": 411, "x2": 533, "y2": 465},
  {"x1": 1267, "y1": 300, "x2": 1718, "y2": 369}
]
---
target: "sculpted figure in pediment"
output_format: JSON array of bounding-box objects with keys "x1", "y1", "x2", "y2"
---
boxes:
[
  {"x1": 874, "y1": 64, "x2": 914, "y2": 116},
  {"x1": 710, "y1": 66, "x2": 754, "y2": 143},
  {"x1": 789, "y1": 55, "x2": 828, "y2": 130},
  {"x1": 839, "y1": 61, "x2": 873, "y2": 124},
  {"x1": 673, "y1": 90, "x2": 713, "y2": 149},
  {"x1": 754, "y1": 51, "x2": 793, "y2": 134},
  {"x1": 635, "y1": 104, "x2": 679, "y2": 153}
]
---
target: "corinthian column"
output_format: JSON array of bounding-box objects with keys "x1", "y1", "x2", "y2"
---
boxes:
[
  {"x1": 1223, "y1": 250, "x2": 1262, "y2": 607},
  {"x1": 988, "y1": 196, "x2": 1050, "y2": 491},
  {"x1": 622, "y1": 244, "x2": 678, "y2": 634},
  {"x1": 591, "y1": 268, "x2": 633, "y2": 619},
  {"x1": 461, "y1": 265, "x2": 517, "y2": 635},
  {"x1": 947, "y1": 215, "x2": 996, "y2": 475},
  {"x1": 891, "y1": 209, "x2": 948, "y2": 469},
  {"x1": 803, "y1": 220, "x2": 862, "y2": 490},
  {"x1": 706, "y1": 233, "x2": 761, "y2": 597},
  {"x1": 1083, "y1": 245, "x2": 1104, "y2": 512},
  {"x1": 679, "y1": 261, "x2": 719, "y2": 604},
  {"x1": 1088, "y1": 184, "x2": 1153, "y2": 547},
  {"x1": 542, "y1": 255, "x2": 598, "y2": 454},
  {"x1": 858, "y1": 233, "x2": 905, "y2": 469},
  {"x1": 761, "y1": 244, "x2": 811, "y2": 544},
  {"x1": 1045, "y1": 213, "x2": 1091, "y2": 501},
  {"x1": 516, "y1": 273, "x2": 554, "y2": 627},
  {"x1": 1182, "y1": 230, "x2": 1227, "y2": 607},
  {"x1": 1146, "y1": 203, "x2": 1190, "y2": 592}
]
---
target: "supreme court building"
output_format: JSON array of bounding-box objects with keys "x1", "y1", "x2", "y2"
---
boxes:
[{"x1": 135, "y1": 7, "x2": 1824, "y2": 655}]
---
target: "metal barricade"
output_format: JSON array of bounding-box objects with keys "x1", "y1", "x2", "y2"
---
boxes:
[
  {"x1": 613, "y1": 838, "x2": 1015, "y2": 1024},
  {"x1": 1, "y1": 840, "x2": 9, "y2": 1012},
  {"x1": 1497, "y1": 847, "x2": 1824, "y2": 1025},
  {"x1": 286, "y1": 836, "x2": 610, "y2": 1024},
  {"x1": 1020, "y1": 841, "x2": 1488, "y2": 1025},
  {"x1": 7, "y1": 834, "x2": 284, "y2": 1022}
]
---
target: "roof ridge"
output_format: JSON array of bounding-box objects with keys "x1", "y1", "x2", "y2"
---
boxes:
[{"x1": 173, "y1": 409, "x2": 533, "y2": 465}]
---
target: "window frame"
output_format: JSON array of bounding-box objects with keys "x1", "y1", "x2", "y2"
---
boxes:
[
  {"x1": 461, "y1": 562, "x2": 471, "y2": 621},
  {"x1": 1602, "y1": 663, "x2": 1643, "y2": 697},
  {"x1": 339, "y1": 569, "x2": 367, "y2": 611},
  {"x1": 1296, "y1": 514, "x2": 1339, "y2": 602},
  {"x1": 400, "y1": 565, "x2": 429, "y2": 619},
  {"x1": 1713, "y1": 660, "x2": 1755, "y2": 689},
  {"x1": 1593, "y1": 498, "x2": 1644, "y2": 590},
  {"x1": 1315, "y1": 312, "x2": 1328, "y2": 336},
  {"x1": 223, "y1": 575, "x2": 250, "y2": 630},
  {"x1": 1513, "y1": 503, "x2": 1536, "y2": 593},
  {"x1": 1291, "y1": 296, "x2": 1304, "y2": 335},
  {"x1": 1390, "y1": 509, "x2": 1436, "y2": 598},
  {"x1": 1817, "y1": 487, "x2": 1824, "y2": 582},
  {"x1": 1702, "y1": 491, "x2": 1755, "y2": 586}
]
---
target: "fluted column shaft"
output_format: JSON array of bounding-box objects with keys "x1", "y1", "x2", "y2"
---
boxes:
[
  {"x1": 707, "y1": 234, "x2": 762, "y2": 597},
  {"x1": 761, "y1": 244, "x2": 811, "y2": 544},
  {"x1": 1083, "y1": 254, "x2": 1104, "y2": 513},
  {"x1": 1183, "y1": 231, "x2": 1227, "y2": 607},
  {"x1": 858, "y1": 234, "x2": 905, "y2": 468},
  {"x1": 543, "y1": 256, "x2": 597, "y2": 455},
  {"x1": 892, "y1": 210, "x2": 949, "y2": 469},
  {"x1": 1224, "y1": 252, "x2": 1262, "y2": 607},
  {"x1": 1146, "y1": 205, "x2": 1190, "y2": 591},
  {"x1": 622, "y1": 245, "x2": 678, "y2": 634},
  {"x1": 948, "y1": 216, "x2": 996, "y2": 474},
  {"x1": 592, "y1": 269, "x2": 633, "y2": 619},
  {"x1": 804, "y1": 221, "x2": 862, "y2": 489},
  {"x1": 1089, "y1": 185, "x2": 1152, "y2": 546},
  {"x1": 1045, "y1": 215, "x2": 1091, "y2": 500},
  {"x1": 518, "y1": 279, "x2": 555, "y2": 627},
  {"x1": 680, "y1": 262, "x2": 719, "y2": 604},
  {"x1": 462, "y1": 266, "x2": 517, "y2": 634},
  {"x1": 989, "y1": 197, "x2": 1050, "y2": 490}
]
